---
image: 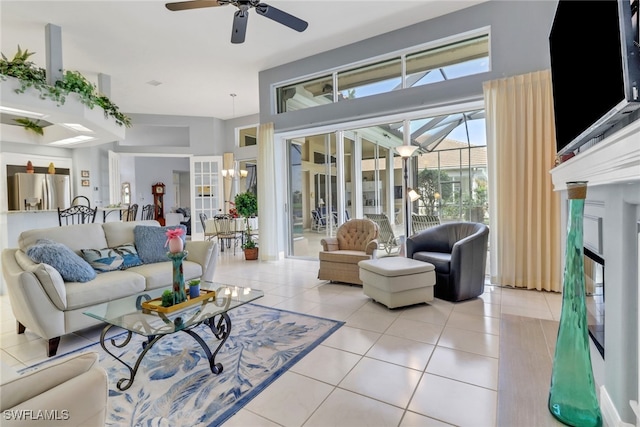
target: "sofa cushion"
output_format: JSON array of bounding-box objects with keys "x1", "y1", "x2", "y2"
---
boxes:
[
  {"x1": 65, "y1": 270, "x2": 146, "y2": 310},
  {"x1": 19, "y1": 223, "x2": 107, "y2": 254},
  {"x1": 26, "y1": 239, "x2": 96, "y2": 283},
  {"x1": 80, "y1": 248, "x2": 124, "y2": 272},
  {"x1": 112, "y1": 243, "x2": 143, "y2": 269},
  {"x1": 134, "y1": 225, "x2": 187, "y2": 264},
  {"x1": 103, "y1": 220, "x2": 159, "y2": 248},
  {"x1": 126, "y1": 260, "x2": 202, "y2": 291},
  {"x1": 412, "y1": 251, "x2": 451, "y2": 274}
]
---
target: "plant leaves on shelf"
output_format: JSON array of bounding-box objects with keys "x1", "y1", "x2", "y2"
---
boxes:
[
  {"x1": 13, "y1": 117, "x2": 44, "y2": 135},
  {"x1": 0, "y1": 46, "x2": 132, "y2": 128}
]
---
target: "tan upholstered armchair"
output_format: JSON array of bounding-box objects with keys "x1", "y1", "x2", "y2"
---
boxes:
[{"x1": 318, "y1": 219, "x2": 379, "y2": 285}]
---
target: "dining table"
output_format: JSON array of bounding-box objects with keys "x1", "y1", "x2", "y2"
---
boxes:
[{"x1": 97, "y1": 206, "x2": 128, "y2": 222}]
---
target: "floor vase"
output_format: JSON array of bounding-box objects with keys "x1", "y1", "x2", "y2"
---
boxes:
[{"x1": 548, "y1": 181, "x2": 602, "y2": 427}]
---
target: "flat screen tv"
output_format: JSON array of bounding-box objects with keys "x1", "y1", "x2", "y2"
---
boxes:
[{"x1": 550, "y1": 0, "x2": 640, "y2": 155}]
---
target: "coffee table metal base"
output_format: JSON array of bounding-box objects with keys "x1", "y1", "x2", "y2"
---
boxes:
[{"x1": 100, "y1": 312, "x2": 231, "y2": 391}]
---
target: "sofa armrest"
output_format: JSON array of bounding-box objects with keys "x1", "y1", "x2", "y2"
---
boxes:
[
  {"x1": 14, "y1": 251, "x2": 67, "y2": 310},
  {"x1": 320, "y1": 237, "x2": 338, "y2": 252},
  {"x1": 185, "y1": 240, "x2": 217, "y2": 282},
  {"x1": 2, "y1": 249, "x2": 66, "y2": 340}
]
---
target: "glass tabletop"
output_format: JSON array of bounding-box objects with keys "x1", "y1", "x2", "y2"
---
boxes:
[{"x1": 84, "y1": 283, "x2": 264, "y2": 337}]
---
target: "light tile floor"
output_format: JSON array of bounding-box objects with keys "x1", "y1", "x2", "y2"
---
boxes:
[{"x1": 0, "y1": 253, "x2": 564, "y2": 427}]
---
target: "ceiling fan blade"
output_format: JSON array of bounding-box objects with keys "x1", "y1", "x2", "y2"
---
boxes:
[
  {"x1": 231, "y1": 10, "x2": 249, "y2": 44},
  {"x1": 255, "y1": 3, "x2": 308, "y2": 32},
  {"x1": 165, "y1": 0, "x2": 226, "y2": 12}
]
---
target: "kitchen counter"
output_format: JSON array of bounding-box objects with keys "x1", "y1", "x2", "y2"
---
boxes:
[{"x1": 4, "y1": 209, "x2": 61, "y2": 214}]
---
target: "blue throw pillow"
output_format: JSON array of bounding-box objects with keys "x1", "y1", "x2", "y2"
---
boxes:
[
  {"x1": 134, "y1": 225, "x2": 187, "y2": 264},
  {"x1": 80, "y1": 248, "x2": 124, "y2": 272},
  {"x1": 113, "y1": 243, "x2": 143, "y2": 269},
  {"x1": 27, "y1": 239, "x2": 96, "y2": 283}
]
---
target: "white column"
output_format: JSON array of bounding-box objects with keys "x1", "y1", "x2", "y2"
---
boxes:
[{"x1": 45, "y1": 23, "x2": 63, "y2": 85}]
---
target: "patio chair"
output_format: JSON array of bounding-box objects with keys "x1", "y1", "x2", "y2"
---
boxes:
[
  {"x1": 311, "y1": 210, "x2": 327, "y2": 232},
  {"x1": 364, "y1": 213, "x2": 401, "y2": 255},
  {"x1": 411, "y1": 214, "x2": 441, "y2": 234}
]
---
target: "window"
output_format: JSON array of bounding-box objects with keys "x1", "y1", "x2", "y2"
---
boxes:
[
  {"x1": 406, "y1": 34, "x2": 489, "y2": 87},
  {"x1": 337, "y1": 57, "x2": 402, "y2": 100},
  {"x1": 276, "y1": 75, "x2": 333, "y2": 114},
  {"x1": 275, "y1": 31, "x2": 490, "y2": 114},
  {"x1": 239, "y1": 126, "x2": 258, "y2": 147}
]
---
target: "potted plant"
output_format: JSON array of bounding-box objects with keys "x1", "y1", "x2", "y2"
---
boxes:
[{"x1": 234, "y1": 192, "x2": 258, "y2": 260}]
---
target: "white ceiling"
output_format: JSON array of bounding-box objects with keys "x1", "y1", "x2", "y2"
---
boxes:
[{"x1": 1, "y1": 1, "x2": 487, "y2": 120}]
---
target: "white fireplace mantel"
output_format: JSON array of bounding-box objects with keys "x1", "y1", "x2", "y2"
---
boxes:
[{"x1": 550, "y1": 119, "x2": 640, "y2": 191}]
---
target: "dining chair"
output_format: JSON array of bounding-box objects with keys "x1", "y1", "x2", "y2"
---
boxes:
[
  {"x1": 214, "y1": 215, "x2": 240, "y2": 254},
  {"x1": 71, "y1": 195, "x2": 92, "y2": 207},
  {"x1": 141, "y1": 204, "x2": 155, "y2": 220},
  {"x1": 123, "y1": 204, "x2": 139, "y2": 222},
  {"x1": 199, "y1": 213, "x2": 216, "y2": 241},
  {"x1": 58, "y1": 204, "x2": 97, "y2": 226}
]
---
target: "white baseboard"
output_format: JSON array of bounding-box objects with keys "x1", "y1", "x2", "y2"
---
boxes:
[{"x1": 600, "y1": 386, "x2": 635, "y2": 427}]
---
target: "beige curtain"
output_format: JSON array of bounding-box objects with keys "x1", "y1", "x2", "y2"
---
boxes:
[
  {"x1": 257, "y1": 122, "x2": 278, "y2": 261},
  {"x1": 483, "y1": 70, "x2": 561, "y2": 292}
]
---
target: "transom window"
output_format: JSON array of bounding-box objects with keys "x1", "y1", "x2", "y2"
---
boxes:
[{"x1": 276, "y1": 33, "x2": 489, "y2": 114}]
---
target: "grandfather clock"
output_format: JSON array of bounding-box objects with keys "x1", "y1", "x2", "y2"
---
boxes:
[{"x1": 151, "y1": 183, "x2": 166, "y2": 226}]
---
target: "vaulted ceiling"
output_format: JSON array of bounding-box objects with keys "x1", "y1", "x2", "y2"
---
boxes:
[{"x1": 1, "y1": 1, "x2": 488, "y2": 120}]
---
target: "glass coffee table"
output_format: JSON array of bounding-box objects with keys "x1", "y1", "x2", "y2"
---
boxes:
[{"x1": 84, "y1": 283, "x2": 263, "y2": 391}]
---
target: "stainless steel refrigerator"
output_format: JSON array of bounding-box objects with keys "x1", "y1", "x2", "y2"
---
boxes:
[{"x1": 9, "y1": 173, "x2": 70, "y2": 211}]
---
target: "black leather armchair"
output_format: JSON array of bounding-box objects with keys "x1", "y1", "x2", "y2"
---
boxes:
[{"x1": 406, "y1": 222, "x2": 489, "y2": 302}]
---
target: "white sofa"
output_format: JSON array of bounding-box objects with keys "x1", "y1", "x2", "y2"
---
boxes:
[
  {"x1": 0, "y1": 352, "x2": 108, "y2": 426},
  {"x1": 1, "y1": 220, "x2": 218, "y2": 357}
]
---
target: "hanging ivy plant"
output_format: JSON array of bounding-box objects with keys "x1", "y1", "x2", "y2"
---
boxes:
[{"x1": 0, "y1": 46, "x2": 131, "y2": 128}]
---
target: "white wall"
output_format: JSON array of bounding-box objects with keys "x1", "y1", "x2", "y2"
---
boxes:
[{"x1": 134, "y1": 156, "x2": 189, "y2": 215}]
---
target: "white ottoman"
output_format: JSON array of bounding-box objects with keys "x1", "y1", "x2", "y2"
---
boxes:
[{"x1": 358, "y1": 257, "x2": 436, "y2": 309}]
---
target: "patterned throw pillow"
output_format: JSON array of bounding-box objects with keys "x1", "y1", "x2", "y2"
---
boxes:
[
  {"x1": 80, "y1": 248, "x2": 124, "y2": 273},
  {"x1": 134, "y1": 225, "x2": 187, "y2": 264},
  {"x1": 113, "y1": 243, "x2": 143, "y2": 269},
  {"x1": 26, "y1": 239, "x2": 96, "y2": 283}
]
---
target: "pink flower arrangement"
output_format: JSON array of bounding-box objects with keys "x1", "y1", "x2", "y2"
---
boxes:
[
  {"x1": 165, "y1": 227, "x2": 185, "y2": 253},
  {"x1": 228, "y1": 201, "x2": 239, "y2": 218}
]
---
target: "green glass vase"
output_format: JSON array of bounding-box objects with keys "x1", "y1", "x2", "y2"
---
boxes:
[
  {"x1": 168, "y1": 251, "x2": 188, "y2": 304},
  {"x1": 548, "y1": 181, "x2": 602, "y2": 427}
]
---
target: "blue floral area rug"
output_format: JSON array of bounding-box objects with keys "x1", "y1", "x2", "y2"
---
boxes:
[{"x1": 26, "y1": 304, "x2": 344, "y2": 427}]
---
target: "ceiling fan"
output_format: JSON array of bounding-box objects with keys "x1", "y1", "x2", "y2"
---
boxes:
[{"x1": 165, "y1": 0, "x2": 308, "y2": 44}]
